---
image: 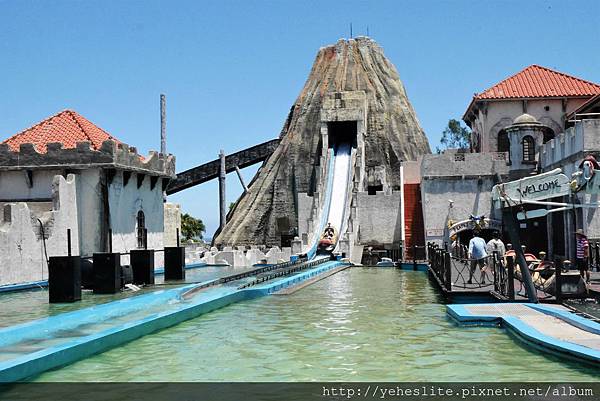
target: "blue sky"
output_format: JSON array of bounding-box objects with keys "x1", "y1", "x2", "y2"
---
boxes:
[{"x1": 2, "y1": 0, "x2": 599, "y2": 237}]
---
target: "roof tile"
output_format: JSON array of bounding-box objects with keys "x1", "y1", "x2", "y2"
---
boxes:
[
  {"x1": 475, "y1": 65, "x2": 600, "y2": 100},
  {"x1": 1, "y1": 110, "x2": 121, "y2": 153}
]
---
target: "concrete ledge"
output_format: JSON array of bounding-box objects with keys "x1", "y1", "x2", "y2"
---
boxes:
[
  {"x1": 447, "y1": 303, "x2": 600, "y2": 366},
  {"x1": 398, "y1": 262, "x2": 429, "y2": 272},
  {"x1": 0, "y1": 281, "x2": 48, "y2": 293}
]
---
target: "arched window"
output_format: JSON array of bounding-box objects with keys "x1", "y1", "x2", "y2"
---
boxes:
[
  {"x1": 136, "y1": 210, "x2": 146, "y2": 248},
  {"x1": 497, "y1": 130, "x2": 509, "y2": 153},
  {"x1": 522, "y1": 136, "x2": 535, "y2": 162}
]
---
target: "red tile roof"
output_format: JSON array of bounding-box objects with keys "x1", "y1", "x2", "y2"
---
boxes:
[
  {"x1": 474, "y1": 65, "x2": 600, "y2": 100},
  {"x1": 2, "y1": 109, "x2": 121, "y2": 153}
]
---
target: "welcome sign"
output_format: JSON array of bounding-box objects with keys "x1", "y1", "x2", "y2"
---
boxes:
[
  {"x1": 494, "y1": 168, "x2": 570, "y2": 202},
  {"x1": 448, "y1": 218, "x2": 502, "y2": 236}
]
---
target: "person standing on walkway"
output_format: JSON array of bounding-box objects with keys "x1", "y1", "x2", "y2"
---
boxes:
[
  {"x1": 468, "y1": 230, "x2": 488, "y2": 284},
  {"x1": 576, "y1": 229, "x2": 591, "y2": 284},
  {"x1": 486, "y1": 231, "x2": 506, "y2": 258},
  {"x1": 486, "y1": 231, "x2": 506, "y2": 271}
]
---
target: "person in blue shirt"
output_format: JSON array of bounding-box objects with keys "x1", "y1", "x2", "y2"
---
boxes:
[{"x1": 468, "y1": 230, "x2": 488, "y2": 284}]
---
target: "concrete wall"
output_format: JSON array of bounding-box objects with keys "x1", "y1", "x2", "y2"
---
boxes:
[
  {"x1": 164, "y1": 202, "x2": 181, "y2": 247},
  {"x1": 0, "y1": 174, "x2": 79, "y2": 286},
  {"x1": 76, "y1": 169, "x2": 103, "y2": 258},
  {"x1": 420, "y1": 152, "x2": 509, "y2": 244},
  {"x1": 421, "y1": 178, "x2": 499, "y2": 244},
  {"x1": 541, "y1": 119, "x2": 600, "y2": 170},
  {"x1": 0, "y1": 169, "x2": 62, "y2": 200},
  {"x1": 108, "y1": 171, "x2": 165, "y2": 267},
  {"x1": 356, "y1": 191, "x2": 402, "y2": 246}
]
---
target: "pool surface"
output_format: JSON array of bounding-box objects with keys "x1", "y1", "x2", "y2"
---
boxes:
[
  {"x1": 0, "y1": 265, "x2": 252, "y2": 329},
  {"x1": 33, "y1": 267, "x2": 598, "y2": 381}
]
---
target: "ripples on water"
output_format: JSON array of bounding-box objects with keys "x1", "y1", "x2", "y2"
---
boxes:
[{"x1": 32, "y1": 267, "x2": 598, "y2": 381}]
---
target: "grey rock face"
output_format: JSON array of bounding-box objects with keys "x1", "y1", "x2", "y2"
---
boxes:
[{"x1": 215, "y1": 37, "x2": 430, "y2": 247}]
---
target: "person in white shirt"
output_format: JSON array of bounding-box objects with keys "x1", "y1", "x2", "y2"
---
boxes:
[{"x1": 468, "y1": 230, "x2": 488, "y2": 284}]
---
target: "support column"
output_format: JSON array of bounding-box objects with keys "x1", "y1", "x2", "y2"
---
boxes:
[{"x1": 219, "y1": 149, "x2": 226, "y2": 230}]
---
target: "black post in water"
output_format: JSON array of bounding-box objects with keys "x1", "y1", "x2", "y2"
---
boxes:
[
  {"x1": 507, "y1": 256, "x2": 515, "y2": 300},
  {"x1": 108, "y1": 229, "x2": 113, "y2": 253},
  {"x1": 67, "y1": 229, "x2": 72, "y2": 257},
  {"x1": 48, "y1": 256, "x2": 81, "y2": 303},
  {"x1": 164, "y1": 246, "x2": 185, "y2": 281},
  {"x1": 144, "y1": 228, "x2": 148, "y2": 250},
  {"x1": 93, "y1": 252, "x2": 121, "y2": 294},
  {"x1": 502, "y1": 208, "x2": 538, "y2": 303},
  {"x1": 131, "y1": 249, "x2": 155, "y2": 285},
  {"x1": 176, "y1": 228, "x2": 180, "y2": 247}
]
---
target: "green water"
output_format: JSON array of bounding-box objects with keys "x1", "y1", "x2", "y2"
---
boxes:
[
  {"x1": 34, "y1": 268, "x2": 598, "y2": 381},
  {"x1": 0, "y1": 266, "x2": 248, "y2": 328}
]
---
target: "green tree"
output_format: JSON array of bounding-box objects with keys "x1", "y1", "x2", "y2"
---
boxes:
[
  {"x1": 181, "y1": 213, "x2": 205, "y2": 242},
  {"x1": 436, "y1": 119, "x2": 471, "y2": 153}
]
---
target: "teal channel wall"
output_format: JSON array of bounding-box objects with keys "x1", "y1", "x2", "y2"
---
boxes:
[{"x1": 447, "y1": 303, "x2": 600, "y2": 366}]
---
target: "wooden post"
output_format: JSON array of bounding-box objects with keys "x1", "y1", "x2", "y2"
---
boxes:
[
  {"x1": 555, "y1": 259, "x2": 562, "y2": 303},
  {"x1": 160, "y1": 94, "x2": 166, "y2": 155},
  {"x1": 502, "y1": 208, "x2": 538, "y2": 303},
  {"x1": 219, "y1": 149, "x2": 226, "y2": 230},
  {"x1": 507, "y1": 255, "x2": 515, "y2": 300},
  {"x1": 235, "y1": 166, "x2": 249, "y2": 193},
  {"x1": 590, "y1": 242, "x2": 600, "y2": 272}
]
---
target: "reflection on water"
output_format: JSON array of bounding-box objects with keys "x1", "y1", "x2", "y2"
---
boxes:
[{"x1": 34, "y1": 267, "x2": 597, "y2": 381}]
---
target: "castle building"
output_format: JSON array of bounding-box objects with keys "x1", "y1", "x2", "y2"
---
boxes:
[
  {"x1": 0, "y1": 110, "x2": 176, "y2": 286},
  {"x1": 419, "y1": 65, "x2": 600, "y2": 261},
  {"x1": 463, "y1": 65, "x2": 600, "y2": 154}
]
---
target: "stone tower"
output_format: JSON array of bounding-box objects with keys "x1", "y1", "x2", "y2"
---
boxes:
[{"x1": 214, "y1": 37, "x2": 430, "y2": 247}]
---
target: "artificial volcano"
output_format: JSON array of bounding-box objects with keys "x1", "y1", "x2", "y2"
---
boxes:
[{"x1": 215, "y1": 37, "x2": 431, "y2": 247}]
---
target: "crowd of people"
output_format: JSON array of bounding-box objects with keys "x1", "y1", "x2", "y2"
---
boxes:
[{"x1": 450, "y1": 229, "x2": 592, "y2": 286}]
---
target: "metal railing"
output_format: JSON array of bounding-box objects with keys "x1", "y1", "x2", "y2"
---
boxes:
[
  {"x1": 428, "y1": 240, "x2": 588, "y2": 301},
  {"x1": 237, "y1": 257, "x2": 331, "y2": 289}
]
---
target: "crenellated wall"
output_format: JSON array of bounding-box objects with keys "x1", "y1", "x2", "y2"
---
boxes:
[
  {"x1": 0, "y1": 174, "x2": 79, "y2": 286},
  {"x1": 0, "y1": 140, "x2": 175, "y2": 176}
]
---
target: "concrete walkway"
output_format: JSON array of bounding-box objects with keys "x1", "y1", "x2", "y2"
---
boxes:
[{"x1": 448, "y1": 303, "x2": 600, "y2": 366}]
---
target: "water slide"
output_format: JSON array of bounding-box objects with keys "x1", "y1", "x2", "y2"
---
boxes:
[{"x1": 306, "y1": 142, "x2": 354, "y2": 260}]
